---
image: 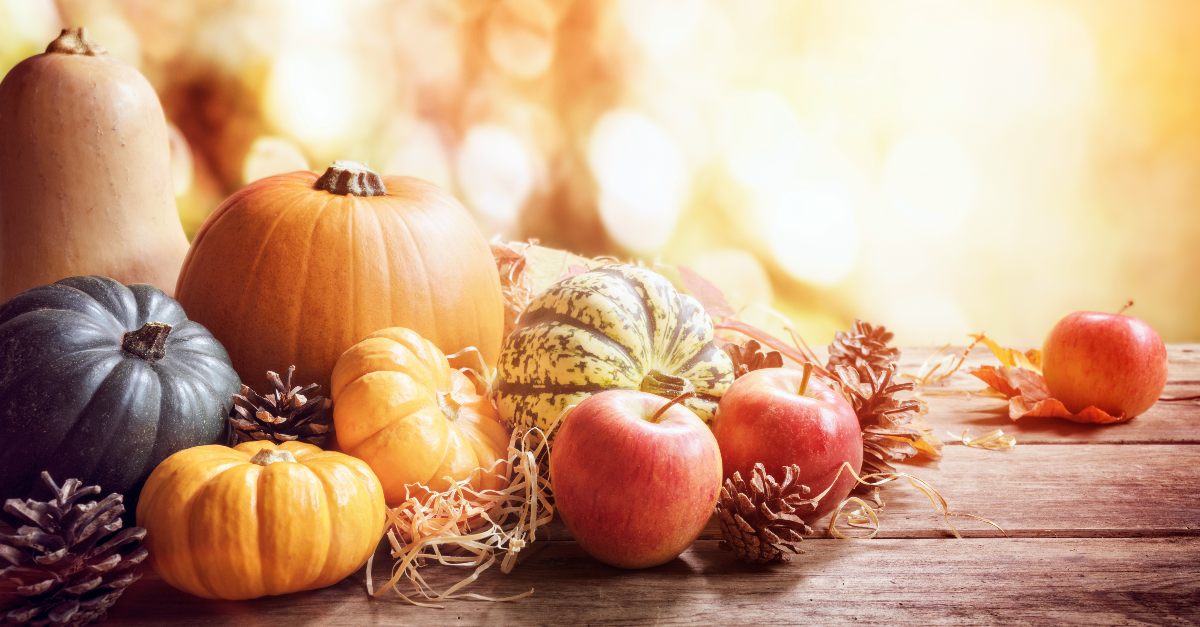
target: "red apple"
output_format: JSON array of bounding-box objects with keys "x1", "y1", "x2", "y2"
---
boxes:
[
  {"x1": 712, "y1": 367, "x2": 862, "y2": 521},
  {"x1": 1042, "y1": 310, "x2": 1167, "y2": 418},
  {"x1": 549, "y1": 390, "x2": 722, "y2": 569}
]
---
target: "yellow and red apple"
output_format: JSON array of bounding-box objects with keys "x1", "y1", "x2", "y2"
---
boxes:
[
  {"x1": 712, "y1": 367, "x2": 862, "y2": 521},
  {"x1": 549, "y1": 390, "x2": 722, "y2": 569},
  {"x1": 1042, "y1": 310, "x2": 1167, "y2": 418}
]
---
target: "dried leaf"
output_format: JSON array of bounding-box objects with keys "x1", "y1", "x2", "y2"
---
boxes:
[
  {"x1": 971, "y1": 333, "x2": 1042, "y2": 373},
  {"x1": 674, "y1": 265, "x2": 736, "y2": 321},
  {"x1": 967, "y1": 334, "x2": 1129, "y2": 424}
]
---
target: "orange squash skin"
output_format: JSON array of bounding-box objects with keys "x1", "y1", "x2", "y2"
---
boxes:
[
  {"x1": 332, "y1": 327, "x2": 510, "y2": 505},
  {"x1": 0, "y1": 29, "x2": 188, "y2": 301},
  {"x1": 136, "y1": 441, "x2": 386, "y2": 600},
  {"x1": 174, "y1": 169, "x2": 505, "y2": 391}
]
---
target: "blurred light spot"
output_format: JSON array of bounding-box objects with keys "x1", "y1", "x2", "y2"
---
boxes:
[
  {"x1": 873, "y1": 288, "x2": 969, "y2": 345},
  {"x1": 485, "y1": 0, "x2": 556, "y2": 79},
  {"x1": 882, "y1": 131, "x2": 977, "y2": 238},
  {"x1": 87, "y1": 13, "x2": 141, "y2": 65},
  {"x1": 685, "y1": 249, "x2": 773, "y2": 309},
  {"x1": 619, "y1": 0, "x2": 703, "y2": 62},
  {"x1": 264, "y1": 48, "x2": 363, "y2": 152},
  {"x1": 588, "y1": 110, "x2": 689, "y2": 254},
  {"x1": 385, "y1": 121, "x2": 452, "y2": 189},
  {"x1": 243, "y1": 135, "x2": 309, "y2": 184},
  {"x1": 3, "y1": 0, "x2": 59, "y2": 41},
  {"x1": 456, "y1": 124, "x2": 534, "y2": 228},
  {"x1": 755, "y1": 181, "x2": 858, "y2": 286},
  {"x1": 719, "y1": 90, "x2": 807, "y2": 189}
]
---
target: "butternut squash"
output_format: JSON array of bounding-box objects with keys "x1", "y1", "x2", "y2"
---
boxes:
[{"x1": 0, "y1": 28, "x2": 188, "y2": 301}]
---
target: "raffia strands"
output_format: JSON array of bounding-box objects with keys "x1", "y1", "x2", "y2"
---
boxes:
[
  {"x1": 367, "y1": 426, "x2": 555, "y2": 608},
  {"x1": 952, "y1": 429, "x2": 1017, "y2": 451},
  {"x1": 811, "y1": 462, "x2": 1006, "y2": 540}
]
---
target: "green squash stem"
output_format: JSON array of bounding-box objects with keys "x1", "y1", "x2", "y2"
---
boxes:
[{"x1": 640, "y1": 370, "x2": 695, "y2": 400}]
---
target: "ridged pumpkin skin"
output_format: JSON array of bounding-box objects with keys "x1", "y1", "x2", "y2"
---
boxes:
[
  {"x1": 137, "y1": 441, "x2": 386, "y2": 600},
  {"x1": 495, "y1": 265, "x2": 734, "y2": 432},
  {"x1": 332, "y1": 327, "x2": 510, "y2": 505},
  {"x1": 0, "y1": 276, "x2": 238, "y2": 503},
  {"x1": 0, "y1": 29, "x2": 188, "y2": 301},
  {"x1": 175, "y1": 163, "x2": 504, "y2": 392}
]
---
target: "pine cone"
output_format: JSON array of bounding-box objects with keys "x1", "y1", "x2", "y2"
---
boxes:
[
  {"x1": 228, "y1": 366, "x2": 332, "y2": 447},
  {"x1": 832, "y1": 363, "x2": 924, "y2": 477},
  {"x1": 716, "y1": 463, "x2": 815, "y2": 564},
  {"x1": 827, "y1": 319, "x2": 899, "y2": 378},
  {"x1": 723, "y1": 339, "x2": 784, "y2": 379},
  {"x1": 0, "y1": 472, "x2": 147, "y2": 626}
]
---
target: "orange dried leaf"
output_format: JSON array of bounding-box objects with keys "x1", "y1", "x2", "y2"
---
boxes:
[
  {"x1": 970, "y1": 333, "x2": 1042, "y2": 373},
  {"x1": 967, "y1": 335, "x2": 1130, "y2": 425},
  {"x1": 674, "y1": 265, "x2": 736, "y2": 321}
]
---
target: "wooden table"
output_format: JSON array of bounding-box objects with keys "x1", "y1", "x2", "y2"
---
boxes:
[{"x1": 108, "y1": 345, "x2": 1200, "y2": 625}]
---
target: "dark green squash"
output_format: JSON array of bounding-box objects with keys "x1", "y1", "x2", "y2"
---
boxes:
[{"x1": 0, "y1": 276, "x2": 240, "y2": 501}]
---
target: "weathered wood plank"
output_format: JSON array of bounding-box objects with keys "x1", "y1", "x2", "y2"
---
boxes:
[
  {"x1": 898, "y1": 344, "x2": 1200, "y2": 444},
  {"x1": 108, "y1": 537, "x2": 1200, "y2": 626},
  {"x1": 684, "y1": 443, "x2": 1200, "y2": 540}
]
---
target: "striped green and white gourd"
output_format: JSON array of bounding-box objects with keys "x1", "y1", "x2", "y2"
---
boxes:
[{"x1": 495, "y1": 264, "x2": 734, "y2": 432}]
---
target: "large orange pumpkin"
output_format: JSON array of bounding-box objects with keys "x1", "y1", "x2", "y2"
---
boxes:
[
  {"x1": 175, "y1": 161, "x2": 504, "y2": 390},
  {"x1": 331, "y1": 327, "x2": 510, "y2": 505}
]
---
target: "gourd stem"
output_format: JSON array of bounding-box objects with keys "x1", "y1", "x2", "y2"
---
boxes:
[
  {"x1": 640, "y1": 370, "x2": 694, "y2": 400},
  {"x1": 250, "y1": 448, "x2": 298, "y2": 466},
  {"x1": 314, "y1": 161, "x2": 387, "y2": 197},
  {"x1": 46, "y1": 27, "x2": 106, "y2": 56},
  {"x1": 122, "y1": 322, "x2": 171, "y2": 361},
  {"x1": 798, "y1": 362, "x2": 813, "y2": 396},
  {"x1": 648, "y1": 392, "x2": 695, "y2": 424}
]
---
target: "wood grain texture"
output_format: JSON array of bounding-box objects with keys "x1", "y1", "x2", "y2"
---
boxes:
[
  {"x1": 110, "y1": 538, "x2": 1200, "y2": 626},
  {"x1": 100, "y1": 345, "x2": 1200, "y2": 625}
]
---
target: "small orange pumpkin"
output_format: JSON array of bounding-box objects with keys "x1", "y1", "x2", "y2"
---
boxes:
[
  {"x1": 331, "y1": 327, "x2": 510, "y2": 505},
  {"x1": 174, "y1": 161, "x2": 505, "y2": 392},
  {"x1": 136, "y1": 441, "x2": 386, "y2": 600}
]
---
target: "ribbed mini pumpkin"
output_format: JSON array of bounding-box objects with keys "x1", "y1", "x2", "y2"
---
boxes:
[
  {"x1": 495, "y1": 265, "x2": 734, "y2": 432},
  {"x1": 136, "y1": 441, "x2": 386, "y2": 600},
  {"x1": 332, "y1": 327, "x2": 509, "y2": 505}
]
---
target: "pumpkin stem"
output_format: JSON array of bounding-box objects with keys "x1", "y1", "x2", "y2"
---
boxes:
[
  {"x1": 640, "y1": 370, "x2": 695, "y2": 400},
  {"x1": 436, "y1": 391, "x2": 461, "y2": 422},
  {"x1": 121, "y1": 322, "x2": 171, "y2": 361},
  {"x1": 46, "y1": 27, "x2": 107, "y2": 56},
  {"x1": 250, "y1": 448, "x2": 298, "y2": 466},
  {"x1": 314, "y1": 161, "x2": 387, "y2": 197},
  {"x1": 648, "y1": 392, "x2": 695, "y2": 424}
]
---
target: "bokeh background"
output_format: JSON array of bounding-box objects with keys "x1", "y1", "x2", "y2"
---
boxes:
[{"x1": 3, "y1": 0, "x2": 1198, "y2": 345}]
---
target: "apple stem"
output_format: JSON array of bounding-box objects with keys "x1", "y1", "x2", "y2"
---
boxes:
[
  {"x1": 1117, "y1": 300, "x2": 1134, "y2": 315},
  {"x1": 798, "y1": 362, "x2": 814, "y2": 396},
  {"x1": 649, "y1": 392, "x2": 695, "y2": 424}
]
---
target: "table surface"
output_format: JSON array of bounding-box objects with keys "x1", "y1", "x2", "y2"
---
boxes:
[{"x1": 107, "y1": 345, "x2": 1200, "y2": 626}]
